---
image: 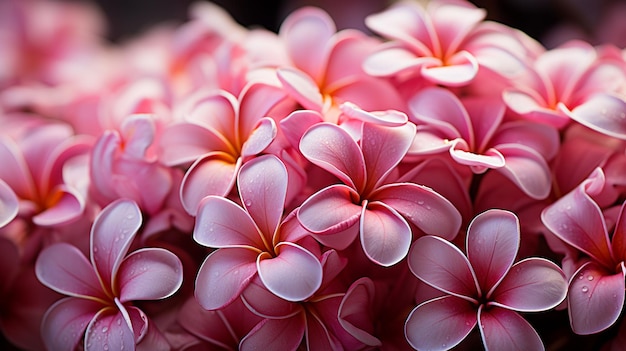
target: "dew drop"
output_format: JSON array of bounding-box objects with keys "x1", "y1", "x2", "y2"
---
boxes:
[
  {"x1": 581, "y1": 286, "x2": 589, "y2": 293},
  {"x1": 425, "y1": 205, "x2": 432, "y2": 210},
  {"x1": 578, "y1": 273, "x2": 584, "y2": 280},
  {"x1": 93, "y1": 247, "x2": 98, "y2": 253},
  {"x1": 587, "y1": 275, "x2": 594, "y2": 281},
  {"x1": 126, "y1": 214, "x2": 134, "y2": 220},
  {"x1": 102, "y1": 326, "x2": 108, "y2": 333},
  {"x1": 103, "y1": 344, "x2": 109, "y2": 351},
  {"x1": 465, "y1": 321, "x2": 471, "y2": 326},
  {"x1": 417, "y1": 200, "x2": 425, "y2": 205},
  {"x1": 245, "y1": 200, "x2": 252, "y2": 207},
  {"x1": 117, "y1": 318, "x2": 122, "y2": 326}
]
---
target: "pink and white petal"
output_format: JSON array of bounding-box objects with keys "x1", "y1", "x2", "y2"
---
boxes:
[
  {"x1": 120, "y1": 115, "x2": 156, "y2": 160},
  {"x1": 238, "y1": 82, "x2": 290, "y2": 139},
  {"x1": 611, "y1": 203, "x2": 626, "y2": 262},
  {"x1": 408, "y1": 236, "x2": 479, "y2": 298},
  {"x1": 421, "y1": 51, "x2": 479, "y2": 86},
  {"x1": 360, "y1": 202, "x2": 412, "y2": 267},
  {"x1": 373, "y1": 183, "x2": 461, "y2": 240},
  {"x1": 305, "y1": 313, "x2": 344, "y2": 351},
  {"x1": 241, "y1": 277, "x2": 302, "y2": 319},
  {"x1": 339, "y1": 102, "x2": 407, "y2": 127},
  {"x1": 299, "y1": 123, "x2": 366, "y2": 190},
  {"x1": 32, "y1": 185, "x2": 83, "y2": 226},
  {"x1": 297, "y1": 184, "x2": 362, "y2": 234},
  {"x1": 193, "y1": 196, "x2": 264, "y2": 249},
  {"x1": 241, "y1": 117, "x2": 277, "y2": 158},
  {"x1": 158, "y1": 122, "x2": 232, "y2": 166},
  {"x1": 238, "y1": 155, "x2": 287, "y2": 240},
  {"x1": 568, "y1": 93, "x2": 626, "y2": 140},
  {"x1": 491, "y1": 121, "x2": 560, "y2": 160},
  {"x1": 0, "y1": 178, "x2": 18, "y2": 228},
  {"x1": 183, "y1": 91, "x2": 238, "y2": 142},
  {"x1": 36, "y1": 243, "x2": 107, "y2": 300},
  {"x1": 257, "y1": 242, "x2": 322, "y2": 301},
  {"x1": 363, "y1": 46, "x2": 440, "y2": 77},
  {"x1": 450, "y1": 142, "x2": 505, "y2": 171},
  {"x1": 311, "y1": 222, "x2": 360, "y2": 250},
  {"x1": 409, "y1": 127, "x2": 452, "y2": 155},
  {"x1": 0, "y1": 137, "x2": 36, "y2": 199},
  {"x1": 491, "y1": 258, "x2": 567, "y2": 312},
  {"x1": 501, "y1": 88, "x2": 549, "y2": 115},
  {"x1": 91, "y1": 199, "x2": 142, "y2": 291},
  {"x1": 430, "y1": 2, "x2": 486, "y2": 57},
  {"x1": 195, "y1": 248, "x2": 258, "y2": 311},
  {"x1": 84, "y1": 308, "x2": 135, "y2": 351},
  {"x1": 408, "y1": 87, "x2": 472, "y2": 142},
  {"x1": 478, "y1": 306, "x2": 544, "y2": 351},
  {"x1": 118, "y1": 248, "x2": 183, "y2": 302},
  {"x1": 497, "y1": 145, "x2": 552, "y2": 200},
  {"x1": 279, "y1": 110, "x2": 324, "y2": 149},
  {"x1": 124, "y1": 304, "x2": 150, "y2": 343},
  {"x1": 405, "y1": 295, "x2": 477, "y2": 351},
  {"x1": 276, "y1": 67, "x2": 323, "y2": 111},
  {"x1": 181, "y1": 153, "x2": 239, "y2": 215},
  {"x1": 330, "y1": 76, "x2": 405, "y2": 113},
  {"x1": 178, "y1": 297, "x2": 244, "y2": 349},
  {"x1": 279, "y1": 7, "x2": 335, "y2": 81},
  {"x1": 461, "y1": 97, "x2": 505, "y2": 153},
  {"x1": 240, "y1": 316, "x2": 305, "y2": 351},
  {"x1": 89, "y1": 131, "x2": 119, "y2": 202},
  {"x1": 361, "y1": 122, "x2": 416, "y2": 191},
  {"x1": 567, "y1": 262, "x2": 625, "y2": 335},
  {"x1": 466, "y1": 209, "x2": 520, "y2": 295},
  {"x1": 41, "y1": 297, "x2": 101, "y2": 351},
  {"x1": 338, "y1": 277, "x2": 381, "y2": 347}
]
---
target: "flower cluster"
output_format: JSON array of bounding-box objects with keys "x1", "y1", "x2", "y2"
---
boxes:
[{"x1": 2, "y1": 0, "x2": 626, "y2": 350}]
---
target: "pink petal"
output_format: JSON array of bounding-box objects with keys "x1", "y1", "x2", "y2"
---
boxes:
[
  {"x1": 408, "y1": 236, "x2": 478, "y2": 299},
  {"x1": 360, "y1": 202, "x2": 412, "y2": 266},
  {"x1": 408, "y1": 87, "x2": 472, "y2": 142},
  {"x1": 279, "y1": 7, "x2": 335, "y2": 81},
  {"x1": 32, "y1": 185, "x2": 83, "y2": 226},
  {"x1": 84, "y1": 308, "x2": 136, "y2": 351},
  {"x1": 257, "y1": 242, "x2": 322, "y2": 301},
  {"x1": 194, "y1": 196, "x2": 264, "y2": 249},
  {"x1": 158, "y1": 122, "x2": 231, "y2": 166},
  {"x1": 338, "y1": 277, "x2": 381, "y2": 347},
  {"x1": 240, "y1": 317, "x2": 305, "y2": 351},
  {"x1": 299, "y1": 123, "x2": 366, "y2": 191},
  {"x1": 405, "y1": 295, "x2": 477, "y2": 351},
  {"x1": 181, "y1": 153, "x2": 239, "y2": 215},
  {"x1": 363, "y1": 45, "x2": 441, "y2": 77},
  {"x1": 240, "y1": 117, "x2": 277, "y2": 158},
  {"x1": 91, "y1": 199, "x2": 142, "y2": 293},
  {"x1": 478, "y1": 306, "x2": 544, "y2": 351},
  {"x1": 450, "y1": 141, "x2": 505, "y2": 171},
  {"x1": 238, "y1": 82, "x2": 290, "y2": 139},
  {"x1": 466, "y1": 209, "x2": 520, "y2": 296},
  {"x1": 373, "y1": 183, "x2": 461, "y2": 239},
  {"x1": 491, "y1": 258, "x2": 567, "y2": 312},
  {"x1": 279, "y1": 110, "x2": 324, "y2": 149},
  {"x1": 339, "y1": 102, "x2": 408, "y2": 127},
  {"x1": 421, "y1": 51, "x2": 479, "y2": 86},
  {"x1": 567, "y1": 262, "x2": 625, "y2": 335},
  {"x1": 569, "y1": 93, "x2": 626, "y2": 139},
  {"x1": 0, "y1": 178, "x2": 18, "y2": 228},
  {"x1": 611, "y1": 203, "x2": 626, "y2": 262},
  {"x1": 490, "y1": 121, "x2": 559, "y2": 161},
  {"x1": 429, "y1": 1, "x2": 485, "y2": 57},
  {"x1": 297, "y1": 184, "x2": 362, "y2": 234},
  {"x1": 502, "y1": 89, "x2": 561, "y2": 122},
  {"x1": 118, "y1": 248, "x2": 183, "y2": 302},
  {"x1": 241, "y1": 277, "x2": 302, "y2": 319},
  {"x1": 461, "y1": 97, "x2": 505, "y2": 152},
  {"x1": 497, "y1": 144, "x2": 553, "y2": 200},
  {"x1": 276, "y1": 67, "x2": 323, "y2": 111},
  {"x1": 0, "y1": 137, "x2": 35, "y2": 200},
  {"x1": 194, "y1": 248, "x2": 258, "y2": 310},
  {"x1": 119, "y1": 115, "x2": 155, "y2": 159},
  {"x1": 360, "y1": 122, "x2": 416, "y2": 191},
  {"x1": 184, "y1": 91, "x2": 238, "y2": 144},
  {"x1": 238, "y1": 154, "x2": 287, "y2": 240},
  {"x1": 41, "y1": 297, "x2": 101, "y2": 351},
  {"x1": 36, "y1": 243, "x2": 107, "y2": 300}
]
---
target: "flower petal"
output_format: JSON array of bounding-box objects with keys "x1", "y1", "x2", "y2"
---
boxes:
[
  {"x1": 241, "y1": 277, "x2": 302, "y2": 319},
  {"x1": 466, "y1": 209, "x2": 520, "y2": 296},
  {"x1": 238, "y1": 82, "x2": 290, "y2": 139},
  {"x1": 611, "y1": 203, "x2": 626, "y2": 262},
  {"x1": 276, "y1": 67, "x2": 323, "y2": 111},
  {"x1": 84, "y1": 308, "x2": 135, "y2": 351},
  {"x1": 118, "y1": 248, "x2": 183, "y2": 302},
  {"x1": 158, "y1": 122, "x2": 231, "y2": 166},
  {"x1": 194, "y1": 248, "x2": 258, "y2": 310},
  {"x1": 491, "y1": 258, "x2": 567, "y2": 312},
  {"x1": 408, "y1": 87, "x2": 472, "y2": 142},
  {"x1": 240, "y1": 117, "x2": 277, "y2": 158},
  {"x1": 360, "y1": 202, "x2": 412, "y2": 266},
  {"x1": 405, "y1": 295, "x2": 477, "y2": 351},
  {"x1": 569, "y1": 93, "x2": 626, "y2": 140},
  {"x1": 0, "y1": 137, "x2": 36, "y2": 200},
  {"x1": 408, "y1": 236, "x2": 478, "y2": 298},
  {"x1": 240, "y1": 317, "x2": 305, "y2": 351},
  {"x1": 181, "y1": 153, "x2": 239, "y2": 215},
  {"x1": 339, "y1": 101, "x2": 408, "y2": 127},
  {"x1": 0, "y1": 178, "x2": 18, "y2": 228},
  {"x1": 257, "y1": 242, "x2": 322, "y2": 301},
  {"x1": 91, "y1": 199, "x2": 142, "y2": 293},
  {"x1": 338, "y1": 277, "x2": 381, "y2": 347},
  {"x1": 41, "y1": 297, "x2": 101, "y2": 351},
  {"x1": 421, "y1": 51, "x2": 478, "y2": 86},
  {"x1": 363, "y1": 46, "x2": 439, "y2": 77},
  {"x1": 32, "y1": 185, "x2": 83, "y2": 226},
  {"x1": 567, "y1": 262, "x2": 625, "y2": 335},
  {"x1": 478, "y1": 306, "x2": 544, "y2": 351},
  {"x1": 497, "y1": 144, "x2": 552, "y2": 200},
  {"x1": 36, "y1": 243, "x2": 106, "y2": 300},
  {"x1": 297, "y1": 184, "x2": 362, "y2": 234}
]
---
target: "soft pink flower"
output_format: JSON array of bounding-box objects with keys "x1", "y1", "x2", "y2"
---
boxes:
[
  {"x1": 35, "y1": 199, "x2": 183, "y2": 351},
  {"x1": 406, "y1": 209, "x2": 567, "y2": 350}
]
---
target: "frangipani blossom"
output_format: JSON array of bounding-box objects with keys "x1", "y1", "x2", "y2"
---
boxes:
[
  {"x1": 35, "y1": 199, "x2": 183, "y2": 351},
  {"x1": 297, "y1": 112, "x2": 461, "y2": 266},
  {"x1": 406, "y1": 209, "x2": 567, "y2": 351},
  {"x1": 542, "y1": 168, "x2": 626, "y2": 334},
  {"x1": 193, "y1": 154, "x2": 322, "y2": 310}
]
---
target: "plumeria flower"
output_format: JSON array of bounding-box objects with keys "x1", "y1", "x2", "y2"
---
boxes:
[
  {"x1": 193, "y1": 154, "x2": 322, "y2": 310},
  {"x1": 542, "y1": 168, "x2": 626, "y2": 334},
  {"x1": 406, "y1": 209, "x2": 567, "y2": 351},
  {"x1": 297, "y1": 107, "x2": 461, "y2": 266},
  {"x1": 35, "y1": 199, "x2": 183, "y2": 351}
]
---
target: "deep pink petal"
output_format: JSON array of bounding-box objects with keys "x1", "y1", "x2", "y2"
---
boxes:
[
  {"x1": 118, "y1": 248, "x2": 183, "y2": 302},
  {"x1": 240, "y1": 316, "x2": 305, "y2": 351},
  {"x1": 91, "y1": 199, "x2": 142, "y2": 293},
  {"x1": 567, "y1": 262, "x2": 625, "y2": 335},
  {"x1": 373, "y1": 183, "x2": 461, "y2": 239},
  {"x1": 276, "y1": 67, "x2": 323, "y2": 111},
  {"x1": 32, "y1": 185, "x2": 83, "y2": 226},
  {"x1": 257, "y1": 242, "x2": 322, "y2": 301},
  {"x1": 297, "y1": 184, "x2": 362, "y2": 234},
  {"x1": 461, "y1": 97, "x2": 505, "y2": 153},
  {"x1": 611, "y1": 203, "x2": 626, "y2": 262},
  {"x1": 240, "y1": 117, "x2": 277, "y2": 158},
  {"x1": 158, "y1": 122, "x2": 232, "y2": 166},
  {"x1": 194, "y1": 248, "x2": 258, "y2": 310},
  {"x1": 36, "y1": 243, "x2": 107, "y2": 300},
  {"x1": 478, "y1": 306, "x2": 544, "y2": 351},
  {"x1": 497, "y1": 145, "x2": 553, "y2": 200},
  {"x1": 338, "y1": 277, "x2": 381, "y2": 347},
  {"x1": 490, "y1": 121, "x2": 559, "y2": 161},
  {"x1": 408, "y1": 87, "x2": 472, "y2": 142},
  {"x1": 181, "y1": 153, "x2": 239, "y2": 215},
  {"x1": 408, "y1": 236, "x2": 478, "y2": 299},
  {"x1": 40, "y1": 297, "x2": 101, "y2": 351},
  {"x1": 299, "y1": 123, "x2": 366, "y2": 191},
  {"x1": 84, "y1": 308, "x2": 135, "y2": 351},
  {"x1": 466, "y1": 209, "x2": 520, "y2": 296},
  {"x1": 405, "y1": 295, "x2": 477, "y2": 351},
  {"x1": 241, "y1": 278, "x2": 302, "y2": 319},
  {"x1": 491, "y1": 258, "x2": 567, "y2": 312},
  {"x1": 362, "y1": 46, "x2": 439, "y2": 77},
  {"x1": 193, "y1": 196, "x2": 264, "y2": 249},
  {"x1": 0, "y1": 178, "x2": 18, "y2": 228},
  {"x1": 238, "y1": 154, "x2": 287, "y2": 240},
  {"x1": 360, "y1": 202, "x2": 412, "y2": 266},
  {"x1": 421, "y1": 51, "x2": 479, "y2": 86},
  {"x1": 569, "y1": 93, "x2": 626, "y2": 139}
]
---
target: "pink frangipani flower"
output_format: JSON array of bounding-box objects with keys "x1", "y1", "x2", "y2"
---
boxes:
[
  {"x1": 35, "y1": 199, "x2": 183, "y2": 351},
  {"x1": 297, "y1": 111, "x2": 461, "y2": 266},
  {"x1": 193, "y1": 154, "x2": 322, "y2": 310},
  {"x1": 542, "y1": 168, "x2": 626, "y2": 334},
  {"x1": 406, "y1": 209, "x2": 567, "y2": 351}
]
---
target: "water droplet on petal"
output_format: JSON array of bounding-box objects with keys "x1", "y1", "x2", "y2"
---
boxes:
[
  {"x1": 581, "y1": 286, "x2": 589, "y2": 293},
  {"x1": 417, "y1": 200, "x2": 424, "y2": 205},
  {"x1": 103, "y1": 344, "x2": 109, "y2": 351},
  {"x1": 93, "y1": 247, "x2": 98, "y2": 253},
  {"x1": 588, "y1": 275, "x2": 594, "y2": 281},
  {"x1": 102, "y1": 326, "x2": 108, "y2": 333},
  {"x1": 245, "y1": 200, "x2": 252, "y2": 207},
  {"x1": 117, "y1": 318, "x2": 122, "y2": 326}
]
